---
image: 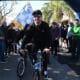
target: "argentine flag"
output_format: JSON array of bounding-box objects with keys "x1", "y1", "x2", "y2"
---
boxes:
[{"x1": 16, "y1": 3, "x2": 33, "y2": 27}]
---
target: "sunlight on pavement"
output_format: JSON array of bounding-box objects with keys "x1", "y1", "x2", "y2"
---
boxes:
[
  {"x1": 53, "y1": 70, "x2": 61, "y2": 74},
  {"x1": 3, "y1": 68, "x2": 12, "y2": 71},
  {"x1": 58, "y1": 52, "x2": 71, "y2": 56},
  {"x1": 48, "y1": 67, "x2": 53, "y2": 70},
  {"x1": 75, "y1": 62, "x2": 80, "y2": 66},
  {"x1": 46, "y1": 78, "x2": 53, "y2": 80},
  {"x1": 67, "y1": 70, "x2": 79, "y2": 77},
  {"x1": 0, "y1": 62, "x2": 7, "y2": 64}
]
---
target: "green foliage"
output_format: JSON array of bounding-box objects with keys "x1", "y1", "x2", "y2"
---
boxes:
[{"x1": 41, "y1": 0, "x2": 75, "y2": 24}]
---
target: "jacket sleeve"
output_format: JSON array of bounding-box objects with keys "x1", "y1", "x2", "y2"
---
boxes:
[
  {"x1": 45, "y1": 24, "x2": 51, "y2": 48},
  {"x1": 21, "y1": 26, "x2": 33, "y2": 49}
]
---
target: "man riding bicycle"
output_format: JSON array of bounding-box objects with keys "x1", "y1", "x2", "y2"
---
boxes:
[{"x1": 20, "y1": 10, "x2": 51, "y2": 77}]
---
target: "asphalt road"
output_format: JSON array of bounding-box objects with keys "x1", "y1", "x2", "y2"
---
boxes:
[{"x1": 0, "y1": 50, "x2": 80, "y2": 80}]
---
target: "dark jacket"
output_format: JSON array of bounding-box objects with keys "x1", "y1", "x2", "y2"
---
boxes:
[
  {"x1": 7, "y1": 28, "x2": 17, "y2": 43},
  {"x1": 50, "y1": 26, "x2": 61, "y2": 41},
  {"x1": 21, "y1": 21, "x2": 51, "y2": 49}
]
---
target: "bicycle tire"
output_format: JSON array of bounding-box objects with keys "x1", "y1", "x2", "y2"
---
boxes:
[
  {"x1": 34, "y1": 70, "x2": 40, "y2": 80},
  {"x1": 17, "y1": 59, "x2": 25, "y2": 77}
]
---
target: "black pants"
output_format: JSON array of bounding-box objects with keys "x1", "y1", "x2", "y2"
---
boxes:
[
  {"x1": 6, "y1": 42, "x2": 17, "y2": 54},
  {"x1": 68, "y1": 37, "x2": 72, "y2": 52},
  {"x1": 42, "y1": 52, "x2": 49, "y2": 73},
  {"x1": 26, "y1": 43, "x2": 49, "y2": 74},
  {"x1": 71, "y1": 38, "x2": 80, "y2": 59},
  {"x1": 51, "y1": 40, "x2": 59, "y2": 55},
  {"x1": 25, "y1": 43, "x2": 37, "y2": 64}
]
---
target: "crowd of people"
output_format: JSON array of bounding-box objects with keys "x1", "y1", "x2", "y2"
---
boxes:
[{"x1": 0, "y1": 10, "x2": 80, "y2": 78}]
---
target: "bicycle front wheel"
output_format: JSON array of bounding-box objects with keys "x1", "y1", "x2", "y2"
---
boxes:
[
  {"x1": 17, "y1": 59, "x2": 25, "y2": 77},
  {"x1": 34, "y1": 70, "x2": 40, "y2": 80}
]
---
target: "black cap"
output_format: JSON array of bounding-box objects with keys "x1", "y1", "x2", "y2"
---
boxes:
[{"x1": 32, "y1": 10, "x2": 42, "y2": 16}]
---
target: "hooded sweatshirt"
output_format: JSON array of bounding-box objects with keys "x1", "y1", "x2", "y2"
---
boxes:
[{"x1": 70, "y1": 25, "x2": 80, "y2": 39}]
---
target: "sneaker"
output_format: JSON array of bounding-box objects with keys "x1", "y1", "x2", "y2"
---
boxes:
[{"x1": 44, "y1": 71, "x2": 48, "y2": 78}]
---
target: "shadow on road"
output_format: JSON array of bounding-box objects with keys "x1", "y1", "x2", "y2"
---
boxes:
[{"x1": 57, "y1": 50, "x2": 80, "y2": 75}]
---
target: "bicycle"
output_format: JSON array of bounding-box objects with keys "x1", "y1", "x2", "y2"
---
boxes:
[
  {"x1": 17, "y1": 42, "x2": 34, "y2": 79},
  {"x1": 17, "y1": 49, "x2": 28, "y2": 79}
]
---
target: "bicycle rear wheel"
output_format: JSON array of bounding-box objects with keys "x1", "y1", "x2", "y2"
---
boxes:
[{"x1": 17, "y1": 59, "x2": 25, "y2": 77}]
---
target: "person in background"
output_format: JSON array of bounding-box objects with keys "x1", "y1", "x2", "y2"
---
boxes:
[
  {"x1": 19, "y1": 10, "x2": 51, "y2": 77},
  {"x1": 70, "y1": 19, "x2": 80, "y2": 60},
  {"x1": 1, "y1": 21, "x2": 9, "y2": 57},
  {"x1": 6, "y1": 23, "x2": 17, "y2": 55},
  {"x1": 50, "y1": 22, "x2": 60, "y2": 56},
  {"x1": 66, "y1": 22, "x2": 73, "y2": 53},
  {"x1": 0, "y1": 23, "x2": 6, "y2": 62},
  {"x1": 61, "y1": 24, "x2": 68, "y2": 48}
]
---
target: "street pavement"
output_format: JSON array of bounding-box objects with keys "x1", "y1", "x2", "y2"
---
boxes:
[{"x1": 0, "y1": 50, "x2": 80, "y2": 80}]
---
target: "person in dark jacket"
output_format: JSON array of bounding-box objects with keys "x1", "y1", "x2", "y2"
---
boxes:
[
  {"x1": 66, "y1": 22, "x2": 73, "y2": 53},
  {"x1": 50, "y1": 22, "x2": 60, "y2": 56},
  {"x1": 20, "y1": 10, "x2": 51, "y2": 77},
  {"x1": 61, "y1": 24, "x2": 68, "y2": 48},
  {"x1": 6, "y1": 23, "x2": 17, "y2": 55},
  {"x1": 0, "y1": 23, "x2": 6, "y2": 62}
]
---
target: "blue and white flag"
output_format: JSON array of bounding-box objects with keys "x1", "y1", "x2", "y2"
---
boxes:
[{"x1": 16, "y1": 3, "x2": 33, "y2": 27}]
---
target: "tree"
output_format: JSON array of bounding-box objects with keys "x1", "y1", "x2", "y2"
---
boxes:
[
  {"x1": 41, "y1": 0, "x2": 75, "y2": 24},
  {"x1": 0, "y1": 1, "x2": 17, "y2": 16},
  {"x1": 0, "y1": 1, "x2": 17, "y2": 24}
]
